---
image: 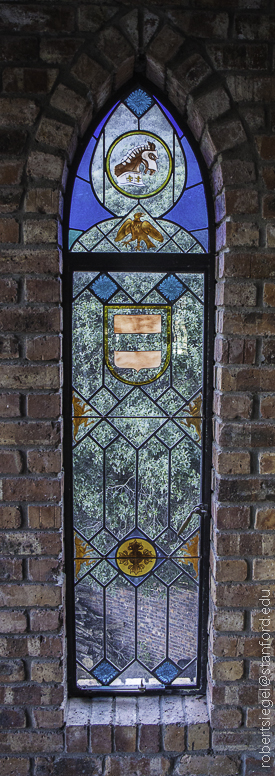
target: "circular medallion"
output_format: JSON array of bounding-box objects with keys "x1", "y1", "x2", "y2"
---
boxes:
[
  {"x1": 116, "y1": 537, "x2": 156, "y2": 577},
  {"x1": 106, "y1": 131, "x2": 172, "y2": 199}
]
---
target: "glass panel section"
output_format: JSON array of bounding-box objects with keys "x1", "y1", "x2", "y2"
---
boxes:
[{"x1": 69, "y1": 87, "x2": 209, "y2": 253}]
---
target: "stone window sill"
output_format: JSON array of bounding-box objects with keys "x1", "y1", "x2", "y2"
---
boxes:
[{"x1": 65, "y1": 695, "x2": 209, "y2": 754}]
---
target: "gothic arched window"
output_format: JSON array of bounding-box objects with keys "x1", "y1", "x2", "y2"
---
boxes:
[{"x1": 64, "y1": 84, "x2": 214, "y2": 695}]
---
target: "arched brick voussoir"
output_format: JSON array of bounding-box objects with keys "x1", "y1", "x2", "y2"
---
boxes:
[
  {"x1": 146, "y1": 25, "x2": 185, "y2": 91},
  {"x1": 0, "y1": 97, "x2": 39, "y2": 128},
  {"x1": 50, "y1": 84, "x2": 93, "y2": 139},
  {"x1": 96, "y1": 26, "x2": 135, "y2": 90},
  {"x1": 71, "y1": 54, "x2": 113, "y2": 113}
]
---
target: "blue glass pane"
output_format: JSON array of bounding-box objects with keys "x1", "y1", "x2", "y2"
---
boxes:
[
  {"x1": 90, "y1": 273, "x2": 118, "y2": 301},
  {"x1": 155, "y1": 660, "x2": 180, "y2": 684},
  {"x1": 76, "y1": 136, "x2": 96, "y2": 181},
  {"x1": 153, "y1": 96, "x2": 183, "y2": 139},
  {"x1": 70, "y1": 177, "x2": 112, "y2": 232},
  {"x1": 92, "y1": 659, "x2": 119, "y2": 685},
  {"x1": 157, "y1": 274, "x2": 185, "y2": 302},
  {"x1": 69, "y1": 229, "x2": 83, "y2": 249},
  {"x1": 125, "y1": 89, "x2": 153, "y2": 117},
  {"x1": 94, "y1": 102, "x2": 119, "y2": 138},
  {"x1": 164, "y1": 183, "x2": 208, "y2": 233},
  {"x1": 190, "y1": 229, "x2": 209, "y2": 251},
  {"x1": 181, "y1": 137, "x2": 202, "y2": 188}
]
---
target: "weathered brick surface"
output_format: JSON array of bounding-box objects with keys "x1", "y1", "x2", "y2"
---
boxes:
[{"x1": 0, "y1": 4, "x2": 274, "y2": 774}]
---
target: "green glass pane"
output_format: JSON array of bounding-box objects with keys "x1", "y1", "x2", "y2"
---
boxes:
[
  {"x1": 105, "y1": 437, "x2": 136, "y2": 539},
  {"x1": 73, "y1": 436, "x2": 103, "y2": 536},
  {"x1": 172, "y1": 292, "x2": 204, "y2": 398},
  {"x1": 138, "y1": 438, "x2": 168, "y2": 538},
  {"x1": 109, "y1": 271, "x2": 165, "y2": 301},
  {"x1": 73, "y1": 271, "x2": 99, "y2": 297},
  {"x1": 170, "y1": 437, "x2": 201, "y2": 533},
  {"x1": 72, "y1": 291, "x2": 102, "y2": 397}
]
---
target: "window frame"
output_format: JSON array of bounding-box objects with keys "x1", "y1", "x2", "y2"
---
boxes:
[{"x1": 63, "y1": 79, "x2": 215, "y2": 698}]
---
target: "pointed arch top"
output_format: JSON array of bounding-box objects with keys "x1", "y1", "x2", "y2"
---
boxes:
[{"x1": 66, "y1": 82, "x2": 213, "y2": 257}]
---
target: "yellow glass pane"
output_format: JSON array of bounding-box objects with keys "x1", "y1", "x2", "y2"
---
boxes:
[{"x1": 116, "y1": 538, "x2": 156, "y2": 576}]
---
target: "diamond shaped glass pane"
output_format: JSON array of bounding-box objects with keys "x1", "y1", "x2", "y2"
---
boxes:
[
  {"x1": 156, "y1": 421, "x2": 185, "y2": 448},
  {"x1": 90, "y1": 560, "x2": 118, "y2": 586},
  {"x1": 155, "y1": 660, "x2": 180, "y2": 684},
  {"x1": 92, "y1": 659, "x2": 119, "y2": 685},
  {"x1": 90, "y1": 388, "x2": 117, "y2": 415},
  {"x1": 156, "y1": 388, "x2": 186, "y2": 415},
  {"x1": 90, "y1": 273, "x2": 118, "y2": 301},
  {"x1": 90, "y1": 529, "x2": 117, "y2": 555},
  {"x1": 90, "y1": 421, "x2": 118, "y2": 448},
  {"x1": 125, "y1": 89, "x2": 153, "y2": 117},
  {"x1": 155, "y1": 560, "x2": 181, "y2": 585},
  {"x1": 157, "y1": 275, "x2": 185, "y2": 302}
]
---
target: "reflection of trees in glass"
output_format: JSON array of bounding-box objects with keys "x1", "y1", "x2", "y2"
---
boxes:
[
  {"x1": 73, "y1": 437, "x2": 103, "y2": 535},
  {"x1": 106, "y1": 438, "x2": 136, "y2": 539},
  {"x1": 170, "y1": 438, "x2": 201, "y2": 530},
  {"x1": 172, "y1": 292, "x2": 203, "y2": 398},
  {"x1": 138, "y1": 439, "x2": 168, "y2": 538},
  {"x1": 73, "y1": 291, "x2": 102, "y2": 398}
]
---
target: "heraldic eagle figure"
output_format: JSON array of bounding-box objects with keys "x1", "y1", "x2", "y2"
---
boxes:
[{"x1": 114, "y1": 212, "x2": 164, "y2": 252}]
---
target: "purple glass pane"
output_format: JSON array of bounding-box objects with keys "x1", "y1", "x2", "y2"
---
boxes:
[
  {"x1": 76, "y1": 137, "x2": 97, "y2": 181},
  {"x1": 190, "y1": 229, "x2": 209, "y2": 251},
  {"x1": 69, "y1": 177, "x2": 112, "y2": 232},
  {"x1": 164, "y1": 183, "x2": 208, "y2": 232},
  {"x1": 153, "y1": 96, "x2": 183, "y2": 139},
  {"x1": 181, "y1": 138, "x2": 202, "y2": 188}
]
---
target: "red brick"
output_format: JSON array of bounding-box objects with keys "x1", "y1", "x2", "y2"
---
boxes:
[
  {"x1": 27, "y1": 450, "x2": 61, "y2": 475},
  {"x1": 29, "y1": 609, "x2": 61, "y2": 632},
  {"x1": 26, "y1": 336, "x2": 60, "y2": 361},
  {"x1": 0, "y1": 585, "x2": 62, "y2": 608},
  {"x1": 27, "y1": 394, "x2": 60, "y2": 419},
  {"x1": 147, "y1": 26, "x2": 184, "y2": 89},
  {"x1": 28, "y1": 505, "x2": 61, "y2": 529},
  {"x1": 0, "y1": 611, "x2": 27, "y2": 634},
  {"x1": 0, "y1": 249, "x2": 60, "y2": 275},
  {"x1": 0, "y1": 5, "x2": 74, "y2": 34},
  {"x1": 0, "y1": 162, "x2": 24, "y2": 186},
  {"x1": 210, "y1": 708, "x2": 242, "y2": 729},
  {"x1": 0, "y1": 730, "x2": 63, "y2": 753},
  {"x1": 0, "y1": 531, "x2": 62, "y2": 557},
  {"x1": 0, "y1": 507, "x2": 21, "y2": 530},
  {"x1": 72, "y1": 55, "x2": 112, "y2": 111},
  {"x1": 0, "y1": 660, "x2": 25, "y2": 682},
  {"x1": 255, "y1": 508, "x2": 275, "y2": 529},
  {"x1": 66, "y1": 726, "x2": 88, "y2": 753},
  {"x1": 25, "y1": 278, "x2": 60, "y2": 303},
  {"x1": 0, "y1": 710, "x2": 26, "y2": 729},
  {"x1": 0, "y1": 451, "x2": 23, "y2": 474},
  {"x1": 213, "y1": 505, "x2": 250, "y2": 530},
  {"x1": 33, "y1": 709, "x2": 63, "y2": 729},
  {"x1": 91, "y1": 725, "x2": 112, "y2": 754},
  {"x1": 0, "y1": 334, "x2": 19, "y2": 358},
  {"x1": 0, "y1": 559, "x2": 23, "y2": 582},
  {"x1": 0, "y1": 757, "x2": 30, "y2": 775},
  {"x1": 0, "y1": 278, "x2": 18, "y2": 302},
  {"x1": 0, "y1": 308, "x2": 61, "y2": 333},
  {"x1": 0, "y1": 219, "x2": 19, "y2": 243},
  {"x1": 3, "y1": 68, "x2": 57, "y2": 94},
  {"x1": 168, "y1": 11, "x2": 229, "y2": 39},
  {"x1": 213, "y1": 583, "x2": 275, "y2": 608},
  {"x1": 28, "y1": 559, "x2": 61, "y2": 583},
  {"x1": 23, "y1": 220, "x2": 58, "y2": 245},
  {"x1": 40, "y1": 38, "x2": 83, "y2": 64},
  {"x1": 25, "y1": 188, "x2": 60, "y2": 215},
  {"x1": 139, "y1": 725, "x2": 160, "y2": 753},
  {"x1": 0, "y1": 421, "x2": 60, "y2": 446}
]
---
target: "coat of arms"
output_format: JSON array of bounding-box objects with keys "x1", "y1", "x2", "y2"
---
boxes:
[{"x1": 104, "y1": 305, "x2": 171, "y2": 386}]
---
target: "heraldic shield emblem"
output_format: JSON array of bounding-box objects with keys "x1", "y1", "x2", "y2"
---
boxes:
[{"x1": 104, "y1": 305, "x2": 171, "y2": 386}]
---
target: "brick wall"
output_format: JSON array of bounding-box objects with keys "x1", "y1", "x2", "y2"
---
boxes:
[{"x1": 0, "y1": 1, "x2": 274, "y2": 775}]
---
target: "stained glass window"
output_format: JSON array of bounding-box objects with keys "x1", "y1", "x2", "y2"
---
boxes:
[{"x1": 65, "y1": 86, "x2": 213, "y2": 694}]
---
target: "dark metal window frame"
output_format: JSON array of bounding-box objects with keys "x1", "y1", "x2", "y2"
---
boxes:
[{"x1": 63, "y1": 78, "x2": 215, "y2": 698}]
